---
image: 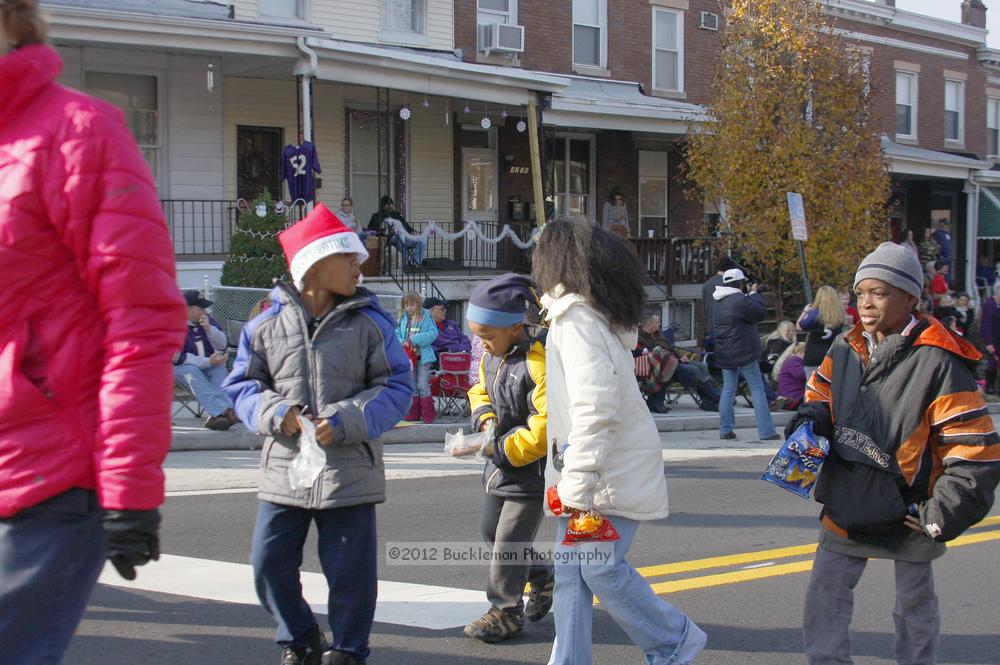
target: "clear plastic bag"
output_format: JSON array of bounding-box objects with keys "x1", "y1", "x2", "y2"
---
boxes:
[
  {"x1": 287, "y1": 415, "x2": 326, "y2": 490},
  {"x1": 444, "y1": 420, "x2": 495, "y2": 460}
]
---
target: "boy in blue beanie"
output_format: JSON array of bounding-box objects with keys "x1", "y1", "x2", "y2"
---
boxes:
[{"x1": 463, "y1": 273, "x2": 554, "y2": 642}]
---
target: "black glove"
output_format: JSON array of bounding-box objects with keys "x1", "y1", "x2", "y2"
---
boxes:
[
  {"x1": 102, "y1": 509, "x2": 161, "y2": 581},
  {"x1": 783, "y1": 402, "x2": 833, "y2": 440}
]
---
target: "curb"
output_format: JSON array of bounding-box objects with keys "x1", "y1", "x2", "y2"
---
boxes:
[{"x1": 169, "y1": 402, "x2": 1000, "y2": 452}]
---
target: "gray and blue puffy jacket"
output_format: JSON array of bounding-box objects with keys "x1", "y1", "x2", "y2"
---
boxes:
[{"x1": 223, "y1": 284, "x2": 414, "y2": 509}]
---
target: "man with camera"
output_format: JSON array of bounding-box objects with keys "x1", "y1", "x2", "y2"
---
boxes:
[{"x1": 711, "y1": 269, "x2": 779, "y2": 441}]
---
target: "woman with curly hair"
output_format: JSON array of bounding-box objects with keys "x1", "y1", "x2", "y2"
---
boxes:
[{"x1": 534, "y1": 218, "x2": 707, "y2": 665}]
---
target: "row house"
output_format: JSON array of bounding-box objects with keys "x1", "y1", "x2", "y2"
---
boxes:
[
  {"x1": 453, "y1": 0, "x2": 1000, "y2": 333},
  {"x1": 38, "y1": 0, "x2": 1000, "y2": 339},
  {"x1": 41, "y1": 0, "x2": 569, "y2": 317}
]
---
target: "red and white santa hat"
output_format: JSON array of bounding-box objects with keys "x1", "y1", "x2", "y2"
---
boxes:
[{"x1": 278, "y1": 203, "x2": 369, "y2": 290}]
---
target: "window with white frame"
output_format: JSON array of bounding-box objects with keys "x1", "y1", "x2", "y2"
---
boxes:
[
  {"x1": 551, "y1": 135, "x2": 595, "y2": 219},
  {"x1": 382, "y1": 0, "x2": 425, "y2": 34},
  {"x1": 84, "y1": 71, "x2": 160, "y2": 184},
  {"x1": 572, "y1": 0, "x2": 606, "y2": 68},
  {"x1": 260, "y1": 0, "x2": 303, "y2": 19},
  {"x1": 478, "y1": 0, "x2": 516, "y2": 25},
  {"x1": 988, "y1": 98, "x2": 1000, "y2": 157},
  {"x1": 895, "y1": 71, "x2": 917, "y2": 139},
  {"x1": 653, "y1": 8, "x2": 683, "y2": 92},
  {"x1": 944, "y1": 79, "x2": 964, "y2": 143}
]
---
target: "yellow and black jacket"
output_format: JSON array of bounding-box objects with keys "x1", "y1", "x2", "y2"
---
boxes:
[
  {"x1": 802, "y1": 315, "x2": 1000, "y2": 550},
  {"x1": 468, "y1": 332, "x2": 547, "y2": 498}
]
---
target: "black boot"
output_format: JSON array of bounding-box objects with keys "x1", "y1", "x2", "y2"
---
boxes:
[
  {"x1": 988, "y1": 369, "x2": 999, "y2": 395},
  {"x1": 646, "y1": 385, "x2": 670, "y2": 414},
  {"x1": 281, "y1": 628, "x2": 328, "y2": 665}
]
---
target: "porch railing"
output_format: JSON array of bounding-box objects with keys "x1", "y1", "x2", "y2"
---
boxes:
[
  {"x1": 163, "y1": 199, "x2": 308, "y2": 256},
  {"x1": 631, "y1": 236, "x2": 718, "y2": 293}
]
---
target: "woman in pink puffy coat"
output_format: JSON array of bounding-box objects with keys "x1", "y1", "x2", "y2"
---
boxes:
[{"x1": 0, "y1": 2, "x2": 186, "y2": 662}]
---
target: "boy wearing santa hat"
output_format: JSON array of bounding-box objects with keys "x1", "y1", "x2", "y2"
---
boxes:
[{"x1": 224, "y1": 203, "x2": 414, "y2": 665}]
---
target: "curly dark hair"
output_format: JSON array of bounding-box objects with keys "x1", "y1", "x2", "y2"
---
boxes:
[{"x1": 532, "y1": 217, "x2": 646, "y2": 331}]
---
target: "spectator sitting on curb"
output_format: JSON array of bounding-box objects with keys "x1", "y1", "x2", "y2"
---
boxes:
[
  {"x1": 425, "y1": 296, "x2": 472, "y2": 356},
  {"x1": 637, "y1": 313, "x2": 720, "y2": 412},
  {"x1": 174, "y1": 290, "x2": 237, "y2": 431}
]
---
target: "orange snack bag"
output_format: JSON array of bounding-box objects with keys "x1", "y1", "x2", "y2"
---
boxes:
[{"x1": 563, "y1": 509, "x2": 620, "y2": 544}]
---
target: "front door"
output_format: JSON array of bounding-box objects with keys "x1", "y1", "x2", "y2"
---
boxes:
[
  {"x1": 237, "y1": 125, "x2": 283, "y2": 202},
  {"x1": 462, "y1": 148, "x2": 499, "y2": 268},
  {"x1": 462, "y1": 148, "x2": 498, "y2": 223}
]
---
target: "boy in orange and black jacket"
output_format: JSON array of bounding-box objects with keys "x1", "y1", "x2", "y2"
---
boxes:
[
  {"x1": 788, "y1": 243, "x2": 1000, "y2": 665},
  {"x1": 462, "y1": 274, "x2": 553, "y2": 644}
]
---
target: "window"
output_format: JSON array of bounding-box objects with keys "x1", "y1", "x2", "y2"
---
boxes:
[
  {"x1": 639, "y1": 151, "x2": 669, "y2": 236},
  {"x1": 895, "y1": 71, "x2": 917, "y2": 139},
  {"x1": 989, "y1": 98, "x2": 1000, "y2": 157},
  {"x1": 84, "y1": 71, "x2": 160, "y2": 184},
  {"x1": 260, "y1": 0, "x2": 303, "y2": 19},
  {"x1": 478, "y1": 0, "x2": 515, "y2": 25},
  {"x1": 653, "y1": 9, "x2": 683, "y2": 92},
  {"x1": 667, "y1": 301, "x2": 694, "y2": 342},
  {"x1": 348, "y1": 111, "x2": 396, "y2": 223},
  {"x1": 551, "y1": 135, "x2": 595, "y2": 219},
  {"x1": 944, "y1": 80, "x2": 964, "y2": 143},
  {"x1": 382, "y1": 0, "x2": 424, "y2": 33},
  {"x1": 572, "y1": 0, "x2": 606, "y2": 68}
]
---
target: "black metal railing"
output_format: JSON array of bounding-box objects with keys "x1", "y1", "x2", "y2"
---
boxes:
[
  {"x1": 162, "y1": 200, "x2": 238, "y2": 256},
  {"x1": 163, "y1": 199, "x2": 309, "y2": 256}
]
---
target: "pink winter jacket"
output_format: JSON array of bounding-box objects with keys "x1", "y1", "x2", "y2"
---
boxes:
[{"x1": 0, "y1": 45, "x2": 187, "y2": 518}]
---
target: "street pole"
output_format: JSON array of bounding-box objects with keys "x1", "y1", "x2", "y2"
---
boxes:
[
  {"x1": 797, "y1": 240, "x2": 812, "y2": 304},
  {"x1": 527, "y1": 96, "x2": 545, "y2": 226}
]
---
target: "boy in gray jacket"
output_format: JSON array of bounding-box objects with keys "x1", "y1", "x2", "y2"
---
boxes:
[{"x1": 224, "y1": 204, "x2": 413, "y2": 665}]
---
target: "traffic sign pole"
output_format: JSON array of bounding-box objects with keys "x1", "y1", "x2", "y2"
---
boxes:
[
  {"x1": 787, "y1": 192, "x2": 812, "y2": 303},
  {"x1": 797, "y1": 240, "x2": 812, "y2": 303}
]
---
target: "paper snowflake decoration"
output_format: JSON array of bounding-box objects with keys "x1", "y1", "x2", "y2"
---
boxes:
[
  {"x1": 516, "y1": 120, "x2": 527, "y2": 133},
  {"x1": 399, "y1": 107, "x2": 412, "y2": 120},
  {"x1": 481, "y1": 117, "x2": 492, "y2": 129}
]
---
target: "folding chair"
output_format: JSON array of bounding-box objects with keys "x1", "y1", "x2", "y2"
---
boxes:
[
  {"x1": 173, "y1": 376, "x2": 204, "y2": 418},
  {"x1": 432, "y1": 352, "x2": 474, "y2": 417}
]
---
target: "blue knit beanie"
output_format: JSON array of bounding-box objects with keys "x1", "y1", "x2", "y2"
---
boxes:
[{"x1": 466, "y1": 273, "x2": 540, "y2": 327}]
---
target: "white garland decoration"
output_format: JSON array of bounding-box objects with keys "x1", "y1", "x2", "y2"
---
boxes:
[{"x1": 386, "y1": 219, "x2": 538, "y2": 249}]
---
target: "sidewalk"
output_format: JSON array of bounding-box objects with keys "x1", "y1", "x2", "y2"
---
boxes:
[
  {"x1": 169, "y1": 393, "x2": 795, "y2": 451},
  {"x1": 170, "y1": 396, "x2": 1000, "y2": 452}
]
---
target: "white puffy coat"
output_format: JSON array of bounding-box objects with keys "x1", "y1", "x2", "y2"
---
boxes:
[{"x1": 542, "y1": 289, "x2": 670, "y2": 521}]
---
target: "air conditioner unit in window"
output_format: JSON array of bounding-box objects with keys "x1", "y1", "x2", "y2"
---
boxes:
[
  {"x1": 700, "y1": 11, "x2": 719, "y2": 31},
  {"x1": 478, "y1": 23, "x2": 524, "y2": 55}
]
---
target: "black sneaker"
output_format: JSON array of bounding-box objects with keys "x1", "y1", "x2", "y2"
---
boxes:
[
  {"x1": 720, "y1": 431, "x2": 737, "y2": 440},
  {"x1": 525, "y1": 579, "x2": 555, "y2": 622},
  {"x1": 204, "y1": 415, "x2": 232, "y2": 431},
  {"x1": 322, "y1": 650, "x2": 366, "y2": 665},
  {"x1": 463, "y1": 606, "x2": 524, "y2": 643},
  {"x1": 281, "y1": 629, "x2": 329, "y2": 665}
]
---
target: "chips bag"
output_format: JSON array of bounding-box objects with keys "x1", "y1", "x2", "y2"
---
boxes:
[
  {"x1": 563, "y1": 509, "x2": 620, "y2": 544},
  {"x1": 760, "y1": 420, "x2": 831, "y2": 499},
  {"x1": 546, "y1": 485, "x2": 563, "y2": 515}
]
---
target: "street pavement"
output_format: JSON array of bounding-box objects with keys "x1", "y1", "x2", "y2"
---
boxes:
[{"x1": 66, "y1": 427, "x2": 1000, "y2": 665}]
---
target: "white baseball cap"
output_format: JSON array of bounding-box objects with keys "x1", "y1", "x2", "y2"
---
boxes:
[{"x1": 722, "y1": 268, "x2": 747, "y2": 284}]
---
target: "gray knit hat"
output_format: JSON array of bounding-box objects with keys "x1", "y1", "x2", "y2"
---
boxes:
[{"x1": 853, "y1": 242, "x2": 924, "y2": 299}]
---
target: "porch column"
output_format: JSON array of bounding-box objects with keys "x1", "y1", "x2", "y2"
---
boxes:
[
  {"x1": 965, "y1": 179, "x2": 978, "y2": 301},
  {"x1": 300, "y1": 75, "x2": 313, "y2": 143}
]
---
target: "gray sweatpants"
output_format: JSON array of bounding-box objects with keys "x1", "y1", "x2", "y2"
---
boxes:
[
  {"x1": 480, "y1": 493, "x2": 554, "y2": 614},
  {"x1": 803, "y1": 544, "x2": 940, "y2": 665}
]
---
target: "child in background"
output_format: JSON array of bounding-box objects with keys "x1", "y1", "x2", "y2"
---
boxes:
[
  {"x1": 397, "y1": 291, "x2": 438, "y2": 423},
  {"x1": 463, "y1": 274, "x2": 554, "y2": 643},
  {"x1": 774, "y1": 342, "x2": 807, "y2": 410}
]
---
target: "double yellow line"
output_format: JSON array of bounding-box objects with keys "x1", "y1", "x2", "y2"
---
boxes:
[{"x1": 635, "y1": 515, "x2": 1000, "y2": 596}]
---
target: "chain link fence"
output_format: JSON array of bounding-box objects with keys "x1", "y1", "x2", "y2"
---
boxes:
[{"x1": 209, "y1": 285, "x2": 404, "y2": 347}]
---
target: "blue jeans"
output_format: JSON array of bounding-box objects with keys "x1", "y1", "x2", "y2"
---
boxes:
[
  {"x1": 0, "y1": 489, "x2": 106, "y2": 665},
  {"x1": 414, "y1": 361, "x2": 431, "y2": 397},
  {"x1": 251, "y1": 501, "x2": 377, "y2": 660},
  {"x1": 546, "y1": 516, "x2": 707, "y2": 665},
  {"x1": 389, "y1": 235, "x2": 426, "y2": 266},
  {"x1": 174, "y1": 363, "x2": 232, "y2": 417},
  {"x1": 720, "y1": 360, "x2": 776, "y2": 438}
]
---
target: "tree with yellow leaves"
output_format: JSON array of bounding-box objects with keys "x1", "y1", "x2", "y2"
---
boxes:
[{"x1": 685, "y1": 0, "x2": 890, "y2": 315}]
